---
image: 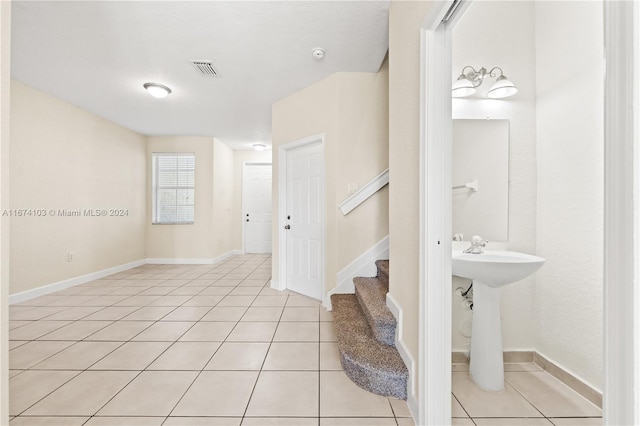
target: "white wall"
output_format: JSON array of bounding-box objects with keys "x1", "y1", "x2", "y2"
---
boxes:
[
  {"x1": 451, "y1": 0, "x2": 538, "y2": 353},
  {"x1": 10, "y1": 81, "x2": 147, "y2": 294},
  {"x1": 212, "y1": 138, "x2": 234, "y2": 257},
  {"x1": 534, "y1": 1, "x2": 604, "y2": 391}
]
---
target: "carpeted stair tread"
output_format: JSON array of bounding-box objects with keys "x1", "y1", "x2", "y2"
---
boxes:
[
  {"x1": 376, "y1": 260, "x2": 389, "y2": 289},
  {"x1": 354, "y1": 277, "x2": 396, "y2": 346},
  {"x1": 331, "y1": 293, "x2": 408, "y2": 400}
]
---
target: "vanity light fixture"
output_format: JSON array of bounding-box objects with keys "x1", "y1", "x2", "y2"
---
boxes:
[
  {"x1": 452, "y1": 66, "x2": 518, "y2": 99},
  {"x1": 252, "y1": 143, "x2": 267, "y2": 152},
  {"x1": 143, "y1": 82, "x2": 172, "y2": 99}
]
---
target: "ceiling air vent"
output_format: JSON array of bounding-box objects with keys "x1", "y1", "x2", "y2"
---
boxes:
[{"x1": 191, "y1": 60, "x2": 220, "y2": 77}]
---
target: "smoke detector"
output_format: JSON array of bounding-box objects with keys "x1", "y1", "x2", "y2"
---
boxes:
[
  {"x1": 191, "y1": 60, "x2": 220, "y2": 77},
  {"x1": 312, "y1": 48, "x2": 325, "y2": 61}
]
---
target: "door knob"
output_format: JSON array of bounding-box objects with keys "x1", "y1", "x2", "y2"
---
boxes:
[
  {"x1": 284, "y1": 225, "x2": 291, "y2": 230},
  {"x1": 246, "y1": 219, "x2": 249, "y2": 222}
]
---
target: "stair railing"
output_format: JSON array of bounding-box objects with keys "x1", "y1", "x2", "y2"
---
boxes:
[{"x1": 338, "y1": 168, "x2": 389, "y2": 215}]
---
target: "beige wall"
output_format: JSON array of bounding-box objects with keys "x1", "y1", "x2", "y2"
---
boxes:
[
  {"x1": 10, "y1": 81, "x2": 147, "y2": 294},
  {"x1": 146, "y1": 136, "x2": 215, "y2": 260},
  {"x1": 0, "y1": 1, "x2": 11, "y2": 422},
  {"x1": 232, "y1": 150, "x2": 272, "y2": 251},
  {"x1": 212, "y1": 138, "x2": 234, "y2": 257},
  {"x1": 388, "y1": 0, "x2": 435, "y2": 402},
  {"x1": 271, "y1": 63, "x2": 389, "y2": 295}
]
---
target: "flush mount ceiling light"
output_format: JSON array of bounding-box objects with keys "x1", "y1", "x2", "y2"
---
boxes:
[
  {"x1": 143, "y1": 82, "x2": 172, "y2": 99},
  {"x1": 452, "y1": 66, "x2": 518, "y2": 99},
  {"x1": 312, "y1": 47, "x2": 325, "y2": 61},
  {"x1": 252, "y1": 143, "x2": 267, "y2": 152}
]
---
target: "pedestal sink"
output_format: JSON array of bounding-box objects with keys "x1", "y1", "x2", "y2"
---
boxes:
[{"x1": 452, "y1": 250, "x2": 545, "y2": 391}]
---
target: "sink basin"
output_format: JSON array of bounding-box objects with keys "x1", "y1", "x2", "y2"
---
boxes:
[{"x1": 452, "y1": 250, "x2": 545, "y2": 287}]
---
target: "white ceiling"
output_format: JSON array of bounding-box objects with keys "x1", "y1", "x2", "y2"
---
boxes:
[{"x1": 11, "y1": 1, "x2": 390, "y2": 150}]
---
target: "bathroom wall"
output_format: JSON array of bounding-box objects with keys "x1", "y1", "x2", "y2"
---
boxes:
[
  {"x1": 534, "y1": 1, "x2": 604, "y2": 391},
  {"x1": 451, "y1": 0, "x2": 538, "y2": 353}
]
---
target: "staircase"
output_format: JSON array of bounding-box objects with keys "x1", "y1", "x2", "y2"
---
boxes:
[{"x1": 330, "y1": 260, "x2": 408, "y2": 400}]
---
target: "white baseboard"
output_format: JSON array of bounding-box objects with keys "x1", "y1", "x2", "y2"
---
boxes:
[
  {"x1": 387, "y1": 291, "x2": 418, "y2": 419},
  {"x1": 325, "y1": 235, "x2": 389, "y2": 310},
  {"x1": 9, "y1": 259, "x2": 147, "y2": 305},
  {"x1": 270, "y1": 279, "x2": 284, "y2": 291}
]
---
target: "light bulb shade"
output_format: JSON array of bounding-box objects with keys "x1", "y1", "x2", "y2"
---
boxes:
[
  {"x1": 252, "y1": 143, "x2": 266, "y2": 152},
  {"x1": 487, "y1": 76, "x2": 517, "y2": 99},
  {"x1": 452, "y1": 77, "x2": 477, "y2": 98},
  {"x1": 143, "y1": 82, "x2": 172, "y2": 99}
]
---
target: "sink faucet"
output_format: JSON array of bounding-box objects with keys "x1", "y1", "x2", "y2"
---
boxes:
[{"x1": 464, "y1": 235, "x2": 488, "y2": 254}]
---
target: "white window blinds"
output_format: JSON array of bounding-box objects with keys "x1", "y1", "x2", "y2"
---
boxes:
[{"x1": 152, "y1": 153, "x2": 195, "y2": 224}]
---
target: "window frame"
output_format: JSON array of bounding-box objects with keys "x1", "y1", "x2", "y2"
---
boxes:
[{"x1": 151, "y1": 152, "x2": 196, "y2": 225}]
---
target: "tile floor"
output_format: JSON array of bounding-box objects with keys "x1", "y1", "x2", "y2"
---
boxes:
[
  {"x1": 8, "y1": 254, "x2": 603, "y2": 426},
  {"x1": 8, "y1": 255, "x2": 413, "y2": 426}
]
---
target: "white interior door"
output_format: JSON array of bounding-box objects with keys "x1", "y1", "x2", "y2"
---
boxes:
[
  {"x1": 285, "y1": 142, "x2": 322, "y2": 300},
  {"x1": 243, "y1": 164, "x2": 272, "y2": 254}
]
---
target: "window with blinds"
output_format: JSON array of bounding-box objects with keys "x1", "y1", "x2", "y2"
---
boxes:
[{"x1": 152, "y1": 153, "x2": 195, "y2": 224}]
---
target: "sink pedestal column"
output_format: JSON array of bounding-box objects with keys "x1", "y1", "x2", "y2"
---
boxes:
[{"x1": 469, "y1": 280, "x2": 505, "y2": 391}]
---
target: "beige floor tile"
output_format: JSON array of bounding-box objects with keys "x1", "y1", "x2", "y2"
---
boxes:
[
  {"x1": 32, "y1": 342, "x2": 122, "y2": 370},
  {"x1": 245, "y1": 371, "x2": 319, "y2": 417},
  {"x1": 113, "y1": 295, "x2": 161, "y2": 306},
  {"x1": 199, "y1": 286, "x2": 234, "y2": 296},
  {"x1": 226, "y1": 322, "x2": 278, "y2": 342},
  {"x1": 80, "y1": 295, "x2": 129, "y2": 306},
  {"x1": 121, "y1": 306, "x2": 175, "y2": 321},
  {"x1": 15, "y1": 295, "x2": 65, "y2": 307},
  {"x1": 241, "y1": 306, "x2": 283, "y2": 321},
  {"x1": 178, "y1": 322, "x2": 235, "y2": 341},
  {"x1": 452, "y1": 394, "x2": 468, "y2": 417},
  {"x1": 273, "y1": 322, "x2": 319, "y2": 342},
  {"x1": 98, "y1": 371, "x2": 197, "y2": 416},
  {"x1": 181, "y1": 295, "x2": 224, "y2": 307},
  {"x1": 286, "y1": 295, "x2": 320, "y2": 307},
  {"x1": 85, "y1": 321, "x2": 154, "y2": 341},
  {"x1": 281, "y1": 307, "x2": 319, "y2": 322},
  {"x1": 25, "y1": 371, "x2": 137, "y2": 416},
  {"x1": 452, "y1": 372, "x2": 542, "y2": 418},
  {"x1": 9, "y1": 341, "x2": 28, "y2": 350},
  {"x1": 319, "y1": 371, "x2": 394, "y2": 417},
  {"x1": 133, "y1": 321, "x2": 195, "y2": 341},
  {"x1": 168, "y1": 286, "x2": 206, "y2": 296},
  {"x1": 147, "y1": 341, "x2": 221, "y2": 370},
  {"x1": 259, "y1": 287, "x2": 284, "y2": 296},
  {"x1": 81, "y1": 306, "x2": 140, "y2": 321},
  {"x1": 474, "y1": 419, "x2": 554, "y2": 426},
  {"x1": 263, "y1": 342, "x2": 319, "y2": 370},
  {"x1": 109, "y1": 287, "x2": 149, "y2": 296},
  {"x1": 251, "y1": 295, "x2": 288, "y2": 307},
  {"x1": 84, "y1": 416, "x2": 165, "y2": 425},
  {"x1": 238, "y1": 279, "x2": 268, "y2": 287},
  {"x1": 172, "y1": 371, "x2": 258, "y2": 416},
  {"x1": 9, "y1": 321, "x2": 32, "y2": 331},
  {"x1": 505, "y1": 371, "x2": 602, "y2": 417},
  {"x1": 136, "y1": 286, "x2": 176, "y2": 296},
  {"x1": 47, "y1": 296, "x2": 101, "y2": 307},
  {"x1": 319, "y1": 308, "x2": 334, "y2": 322},
  {"x1": 548, "y1": 418, "x2": 603, "y2": 425},
  {"x1": 390, "y1": 398, "x2": 412, "y2": 417},
  {"x1": 246, "y1": 418, "x2": 317, "y2": 426},
  {"x1": 320, "y1": 342, "x2": 342, "y2": 370},
  {"x1": 217, "y1": 295, "x2": 257, "y2": 307},
  {"x1": 320, "y1": 322, "x2": 337, "y2": 342},
  {"x1": 215, "y1": 279, "x2": 243, "y2": 286},
  {"x1": 9, "y1": 370, "x2": 79, "y2": 415},
  {"x1": 201, "y1": 306, "x2": 247, "y2": 321},
  {"x1": 37, "y1": 321, "x2": 113, "y2": 340},
  {"x1": 320, "y1": 419, "x2": 397, "y2": 426},
  {"x1": 160, "y1": 306, "x2": 211, "y2": 321},
  {"x1": 44, "y1": 307, "x2": 105, "y2": 321},
  {"x1": 89, "y1": 342, "x2": 171, "y2": 370},
  {"x1": 229, "y1": 287, "x2": 262, "y2": 296},
  {"x1": 9, "y1": 321, "x2": 73, "y2": 340},
  {"x1": 164, "y1": 418, "x2": 241, "y2": 426},
  {"x1": 9, "y1": 341, "x2": 75, "y2": 369},
  {"x1": 451, "y1": 419, "x2": 474, "y2": 426},
  {"x1": 205, "y1": 342, "x2": 270, "y2": 370},
  {"x1": 9, "y1": 306, "x2": 68, "y2": 321},
  {"x1": 9, "y1": 416, "x2": 89, "y2": 425}
]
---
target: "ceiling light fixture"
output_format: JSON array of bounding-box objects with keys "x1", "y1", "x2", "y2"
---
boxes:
[
  {"x1": 452, "y1": 66, "x2": 518, "y2": 99},
  {"x1": 143, "y1": 82, "x2": 172, "y2": 99},
  {"x1": 252, "y1": 143, "x2": 267, "y2": 152},
  {"x1": 312, "y1": 47, "x2": 325, "y2": 61}
]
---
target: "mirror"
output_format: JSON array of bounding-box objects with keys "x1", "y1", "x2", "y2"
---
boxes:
[{"x1": 452, "y1": 119, "x2": 509, "y2": 242}]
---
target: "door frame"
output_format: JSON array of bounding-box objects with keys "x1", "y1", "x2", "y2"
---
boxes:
[
  {"x1": 419, "y1": 0, "x2": 640, "y2": 424},
  {"x1": 241, "y1": 162, "x2": 272, "y2": 254},
  {"x1": 276, "y1": 134, "x2": 325, "y2": 300}
]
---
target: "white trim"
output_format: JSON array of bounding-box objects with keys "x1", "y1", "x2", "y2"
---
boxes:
[
  {"x1": 9, "y1": 259, "x2": 147, "y2": 304},
  {"x1": 277, "y1": 134, "x2": 326, "y2": 301},
  {"x1": 604, "y1": 1, "x2": 640, "y2": 423},
  {"x1": 386, "y1": 292, "x2": 418, "y2": 420},
  {"x1": 241, "y1": 162, "x2": 273, "y2": 254},
  {"x1": 325, "y1": 235, "x2": 389, "y2": 309},
  {"x1": 338, "y1": 168, "x2": 389, "y2": 215}
]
